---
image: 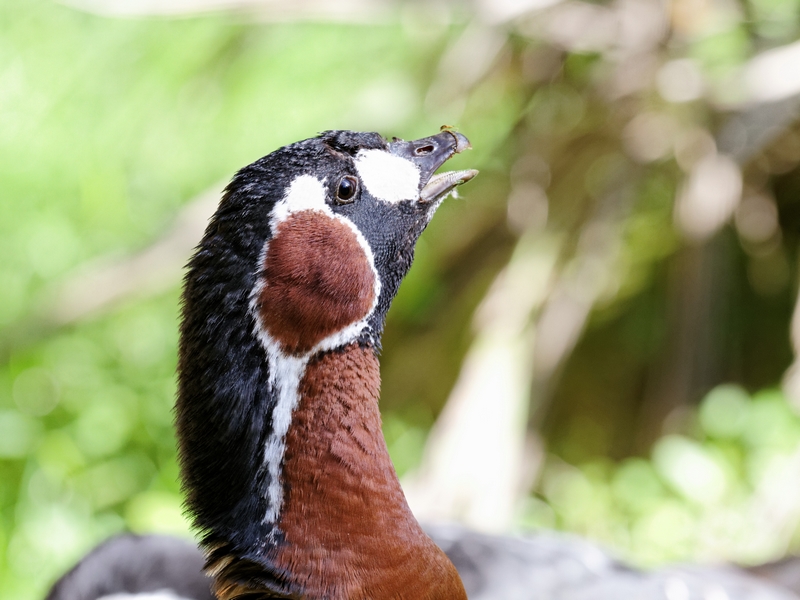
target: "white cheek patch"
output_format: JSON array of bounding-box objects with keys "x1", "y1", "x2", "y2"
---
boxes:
[
  {"x1": 355, "y1": 149, "x2": 420, "y2": 203},
  {"x1": 271, "y1": 174, "x2": 330, "y2": 228}
]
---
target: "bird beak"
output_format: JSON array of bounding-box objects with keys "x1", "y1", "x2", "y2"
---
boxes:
[{"x1": 389, "y1": 130, "x2": 478, "y2": 204}]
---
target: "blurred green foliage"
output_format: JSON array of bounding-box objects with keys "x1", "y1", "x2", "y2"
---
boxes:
[
  {"x1": 527, "y1": 385, "x2": 800, "y2": 566},
  {"x1": 4, "y1": 0, "x2": 800, "y2": 597}
]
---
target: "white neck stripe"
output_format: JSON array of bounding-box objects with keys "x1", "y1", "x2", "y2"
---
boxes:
[{"x1": 96, "y1": 592, "x2": 195, "y2": 600}]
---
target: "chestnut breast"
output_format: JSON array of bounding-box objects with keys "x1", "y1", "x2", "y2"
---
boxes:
[{"x1": 258, "y1": 210, "x2": 377, "y2": 355}]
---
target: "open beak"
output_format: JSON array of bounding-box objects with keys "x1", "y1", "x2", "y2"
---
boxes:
[{"x1": 389, "y1": 130, "x2": 478, "y2": 203}]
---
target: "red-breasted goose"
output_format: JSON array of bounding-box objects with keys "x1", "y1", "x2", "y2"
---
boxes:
[{"x1": 50, "y1": 129, "x2": 475, "y2": 600}]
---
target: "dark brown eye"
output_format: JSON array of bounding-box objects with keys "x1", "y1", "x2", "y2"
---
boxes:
[{"x1": 336, "y1": 176, "x2": 358, "y2": 204}]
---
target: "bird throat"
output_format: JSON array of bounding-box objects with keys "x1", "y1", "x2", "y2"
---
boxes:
[{"x1": 211, "y1": 343, "x2": 466, "y2": 600}]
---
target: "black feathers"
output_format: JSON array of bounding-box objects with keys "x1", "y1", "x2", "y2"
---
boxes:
[
  {"x1": 175, "y1": 130, "x2": 445, "y2": 574},
  {"x1": 319, "y1": 130, "x2": 387, "y2": 156}
]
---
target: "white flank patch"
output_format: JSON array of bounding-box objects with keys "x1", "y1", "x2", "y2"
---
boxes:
[
  {"x1": 355, "y1": 149, "x2": 420, "y2": 203},
  {"x1": 97, "y1": 591, "x2": 196, "y2": 600},
  {"x1": 249, "y1": 174, "x2": 382, "y2": 526}
]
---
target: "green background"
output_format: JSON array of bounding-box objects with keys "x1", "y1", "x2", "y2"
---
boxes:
[{"x1": 3, "y1": 0, "x2": 800, "y2": 597}]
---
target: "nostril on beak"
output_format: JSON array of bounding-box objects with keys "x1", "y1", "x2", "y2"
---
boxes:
[{"x1": 415, "y1": 145, "x2": 435, "y2": 156}]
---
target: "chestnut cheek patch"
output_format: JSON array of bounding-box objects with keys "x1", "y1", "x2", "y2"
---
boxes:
[{"x1": 258, "y1": 211, "x2": 376, "y2": 355}]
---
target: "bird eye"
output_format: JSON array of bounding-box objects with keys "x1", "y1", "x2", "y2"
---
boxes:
[{"x1": 336, "y1": 176, "x2": 358, "y2": 204}]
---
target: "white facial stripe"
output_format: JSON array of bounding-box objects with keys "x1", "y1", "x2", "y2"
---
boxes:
[
  {"x1": 249, "y1": 173, "x2": 382, "y2": 526},
  {"x1": 355, "y1": 149, "x2": 420, "y2": 204}
]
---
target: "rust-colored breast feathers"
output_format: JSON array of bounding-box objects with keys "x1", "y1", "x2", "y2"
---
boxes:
[
  {"x1": 259, "y1": 211, "x2": 376, "y2": 355},
  {"x1": 275, "y1": 345, "x2": 467, "y2": 600}
]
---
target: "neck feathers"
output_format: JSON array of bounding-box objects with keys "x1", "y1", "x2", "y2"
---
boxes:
[
  {"x1": 177, "y1": 185, "x2": 466, "y2": 599},
  {"x1": 177, "y1": 236, "x2": 465, "y2": 598},
  {"x1": 200, "y1": 344, "x2": 466, "y2": 600}
]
